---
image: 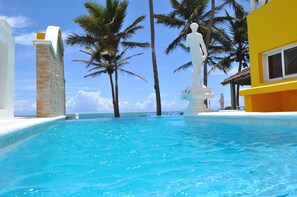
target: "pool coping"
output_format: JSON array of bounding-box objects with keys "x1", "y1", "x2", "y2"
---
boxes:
[
  {"x1": 0, "y1": 116, "x2": 65, "y2": 150},
  {"x1": 185, "y1": 112, "x2": 297, "y2": 127}
]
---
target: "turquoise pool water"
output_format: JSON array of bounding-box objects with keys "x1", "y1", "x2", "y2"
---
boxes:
[{"x1": 0, "y1": 116, "x2": 297, "y2": 196}]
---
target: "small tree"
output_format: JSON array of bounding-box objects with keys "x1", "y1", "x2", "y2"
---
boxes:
[
  {"x1": 67, "y1": 0, "x2": 149, "y2": 117},
  {"x1": 74, "y1": 47, "x2": 147, "y2": 116}
]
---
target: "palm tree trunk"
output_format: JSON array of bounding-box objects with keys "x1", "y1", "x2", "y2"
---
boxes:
[
  {"x1": 108, "y1": 73, "x2": 118, "y2": 117},
  {"x1": 203, "y1": 60, "x2": 208, "y2": 87},
  {"x1": 203, "y1": 0, "x2": 215, "y2": 87},
  {"x1": 236, "y1": 61, "x2": 243, "y2": 108},
  {"x1": 149, "y1": 0, "x2": 162, "y2": 116},
  {"x1": 114, "y1": 58, "x2": 120, "y2": 118}
]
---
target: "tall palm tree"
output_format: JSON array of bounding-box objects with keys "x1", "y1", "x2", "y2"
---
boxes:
[
  {"x1": 204, "y1": 0, "x2": 244, "y2": 85},
  {"x1": 74, "y1": 47, "x2": 147, "y2": 115},
  {"x1": 149, "y1": 0, "x2": 162, "y2": 116},
  {"x1": 216, "y1": 7, "x2": 249, "y2": 108},
  {"x1": 154, "y1": 0, "x2": 228, "y2": 86},
  {"x1": 67, "y1": 0, "x2": 149, "y2": 117}
]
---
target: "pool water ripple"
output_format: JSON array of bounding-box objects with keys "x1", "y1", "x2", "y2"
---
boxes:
[{"x1": 0, "y1": 116, "x2": 297, "y2": 196}]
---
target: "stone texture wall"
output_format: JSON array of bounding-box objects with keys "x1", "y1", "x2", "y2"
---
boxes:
[{"x1": 35, "y1": 41, "x2": 65, "y2": 117}]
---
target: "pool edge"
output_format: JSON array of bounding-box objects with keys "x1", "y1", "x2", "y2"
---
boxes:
[
  {"x1": 185, "y1": 112, "x2": 297, "y2": 127},
  {"x1": 0, "y1": 116, "x2": 65, "y2": 150}
]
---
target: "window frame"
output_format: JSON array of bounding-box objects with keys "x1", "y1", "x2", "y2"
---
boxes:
[{"x1": 264, "y1": 43, "x2": 297, "y2": 82}]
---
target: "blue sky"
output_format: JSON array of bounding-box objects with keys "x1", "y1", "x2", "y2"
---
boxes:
[{"x1": 0, "y1": 0, "x2": 249, "y2": 115}]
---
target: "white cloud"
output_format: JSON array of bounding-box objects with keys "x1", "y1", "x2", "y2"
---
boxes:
[
  {"x1": 122, "y1": 93, "x2": 185, "y2": 112},
  {"x1": 134, "y1": 93, "x2": 156, "y2": 111},
  {"x1": 0, "y1": 15, "x2": 36, "y2": 46},
  {"x1": 15, "y1": 85, "x2": 35, "y2": 91},
  {"x1": 0, "y1": 15, "x2": 32, "y2": 29},
  {"x1": 13, "y1": 28, "x2": 76, "y2": 47},
  {"x1": 14, "y1": 100, "x2": 36, "y2": 116},
  {"x1": 66, "y1": 90, "x2": 186, "y2": 114},
  {"x1": 66, "y1": 90, "x2": 113, "y2": 113},
  {"x1": 14, "y1": 32, "x2": 36, "y2": 46}
]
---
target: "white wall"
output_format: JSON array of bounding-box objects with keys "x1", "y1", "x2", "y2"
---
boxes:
[{"x1": 0, "y1": 19, "x2": 15, "y2": 119}]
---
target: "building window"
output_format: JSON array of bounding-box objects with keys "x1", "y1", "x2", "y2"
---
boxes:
[
  {"x1": 284, "y1": 46, "x2": 297, "y2": 75},
  {"x1": 264, "y1": 44, "x2": 297, "y2": 81},
  {"x1": 268, "y1": 53, "x2": 282, "y2": 79}
]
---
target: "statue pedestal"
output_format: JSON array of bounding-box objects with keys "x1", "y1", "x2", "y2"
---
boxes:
[{"x1": 181, "y1": 85, "x2": 214, "y2": 115}]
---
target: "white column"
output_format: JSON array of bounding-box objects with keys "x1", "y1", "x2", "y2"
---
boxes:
[
  {"x1": 230, "y1": 83, "x2": 236, "y2": 110},
  {"x1": 258, "y1": 0, "x2": 266, "y2": 7},
  {"x1": 250, "y1": 0, "x2": 256, "y2": 12},
  {"x1": 0, "y1": 19, "x2": 15, "y2": 119}
]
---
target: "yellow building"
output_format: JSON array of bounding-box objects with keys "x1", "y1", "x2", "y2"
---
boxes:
[{"x1": 240, "y1": 0, "x2": 297, "y2": 112}]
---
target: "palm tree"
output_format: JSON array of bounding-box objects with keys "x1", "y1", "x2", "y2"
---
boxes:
[
  {"x1": 204, "y1": 0, "x2": 245, "y2": 85},
  {"x1": 154, "y1": 0, "x2": 228, "y2": 86},
  {"x1": 149, "y1": 0, "x2": 162, "y2": 116},
  {"x1": 74, "y1": 47, "x2": 147, "y2": 115},
  {"x1": 216, "y1": 7, "x2": 249, "y2": 108},
  {"x1": 67, "y1": 0, "x2": 149, "y2": 117}
]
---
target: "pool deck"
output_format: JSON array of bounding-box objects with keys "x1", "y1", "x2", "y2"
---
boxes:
[
  {"x1": 0, "y1": 116, "x2": 65, "y2": 137},
  {"x1": 186, "y1": 111, "x2": 297, "y2": 127},
  {"x1": 200, "y1": 111, "x2": 297, "y2": 117}
]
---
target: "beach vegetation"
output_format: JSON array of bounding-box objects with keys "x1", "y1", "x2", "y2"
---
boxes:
[{"x1": 66, "y1": 0, "x2": 149, "y2": 117}]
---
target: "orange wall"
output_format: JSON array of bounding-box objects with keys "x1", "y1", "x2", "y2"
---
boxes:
[
  {"x1": 250, "y1": 92, "x2": 283, "y2": 112},
  {"x1": 244, "y1": 90, "x2": 297, "y2": 112},
  {"x1": 282, "y1": 90, "x2": 297, "y2": 111}
]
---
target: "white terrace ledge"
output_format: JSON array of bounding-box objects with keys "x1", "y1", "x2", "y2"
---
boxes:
[
  {"x1": 0, "y1": 116, "x2": 65, "y2": 137},
  {"x1": 185, "y1": 111, "x2": 297, "y2": 127}
]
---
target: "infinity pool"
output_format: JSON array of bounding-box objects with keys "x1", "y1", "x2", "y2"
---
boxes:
[{"x1": 0, "y1": 116, "x2": 297, "y2": 196}]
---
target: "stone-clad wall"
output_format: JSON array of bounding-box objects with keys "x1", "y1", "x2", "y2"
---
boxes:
[{"x1": 35, "y1": 26, "x2": 65, "y2": 117}]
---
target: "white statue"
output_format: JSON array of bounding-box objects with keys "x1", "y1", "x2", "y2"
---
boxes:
[
  {"x1": 181, "y1": 22, "x2": 214, "y2": 115},
  {"x1": 219, "y1": 93, "x2": 224, "y2": 110},
  {"x1": 186, "y1": 23, "x2": 207, "y2": 88}
]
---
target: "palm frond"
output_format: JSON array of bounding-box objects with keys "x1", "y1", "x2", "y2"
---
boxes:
[
  {"x1": 84, "y1": 1, "x2": 105, "y2": 19},
  {"x1": 165, "y1": 29, "x2": 187, "y2": 54},
  {"x1": 119, "y1": 15, "x2": 146, "y2": 39},
  {"x1": 117, "y1": 25, "x2": 144, "y2": 40},
  {"x1": 84, "y1": 70, "x2": 108, "y2": 78},
  {"x1": 170, "y1": 0, "x2": 180, "y2": 10},
  {"x1": 118, "y1": 52, "x2": 144, "y2": 66},
  {"x1": 121, "y1": 41, "x2": 150, "y2": 49},
  {"x1": 154, "y1": 14, "x2": 185, "y2": 29},
  {"x1": 118, "y1": 68, "x2": 147, "y2": 82},
  {"x1": 66, "y1": 33, "x2": 95, "y2": 46},
  {"x1": 173, "y1": 61, "x2": 192, "y2": 73},
  {"x1": 208, "y1": 56, "x2": 232, "y2": 75}
]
